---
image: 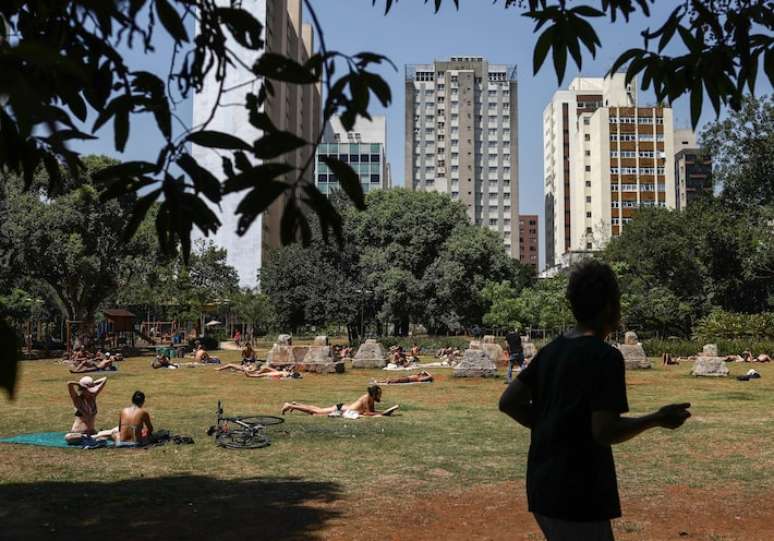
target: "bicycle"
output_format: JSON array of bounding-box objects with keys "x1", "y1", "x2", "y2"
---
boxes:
[{"x1": 207, "y1": 401, "x2": 284, "y2": 449}]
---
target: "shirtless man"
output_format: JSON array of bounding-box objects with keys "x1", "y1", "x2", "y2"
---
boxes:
[
  {"x1": 244, "y1": 366, "x2": 301, "y2": 380},
  {"x1": 376, "y1": 370, "x2": 433, "y2": 384},
  {"x1": 113, "y1": 391, "x2": 154, "y2": 447},
  {"x1": 194, "y1": 344, "x2": 221, "y2": 364},
  {"x1": 281, "y1": 385, "x2": 398, "y2": 417},
  {"x1": 65, "y1": 376, "x2": 108, "y2": 444}
]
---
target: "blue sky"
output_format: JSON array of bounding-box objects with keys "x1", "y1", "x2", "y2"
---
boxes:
[{"x1": 78, "y1": 1, "x2": 772, "y2": 270}]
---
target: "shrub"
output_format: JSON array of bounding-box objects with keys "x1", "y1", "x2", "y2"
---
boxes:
[
  {"x1": 642, "y1": 338, "x2": 774, "y2": 357},
  {"x1": 693, "y1": 311, "x2": 774, "y2": 343},
  {"x1": 188, "y1": 335, "x2": 219, "y2": 351}
]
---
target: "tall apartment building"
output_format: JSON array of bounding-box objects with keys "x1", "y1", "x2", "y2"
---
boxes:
[
  {"x1": 543, "y1": 74, "x2": 677, "y2": 268},
  {"x1": 315, "y1": 115, "x2": 391, "y2": 195},
  {"x1": 673, "y1": 129, "x2": 712, "y2": 209},
  {"x1": 518, "y1": 215, "x2": 539, "y2": 271},
  {"x1": 192, "y1": 0, "x2": 321, "y2": 288},
  {"x1": 405, "y1": 57, "x2": 519, "y2": 258}
]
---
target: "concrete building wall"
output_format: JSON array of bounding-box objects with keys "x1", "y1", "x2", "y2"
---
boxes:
[
  {"x1": 406, "y1": 57, "x2": 518, "y2": 258},
  {"x1": 192, "y1": 0, "x2": 320, "y2": 288},
  {"x1": 518, "y1": 214, "x2": 539, "y2": 270}
]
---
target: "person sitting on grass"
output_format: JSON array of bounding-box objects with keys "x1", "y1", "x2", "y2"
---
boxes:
[
  {"x1": 194, "y1": 343, "x2": 221, "y2": 364},
  {"x1": 375, "y1": 370, "x2": 433, "y2": 384},
  {"x1": 244, "y1": 365, "x2": 301, "y2": 380},
  {"x1": 241, "y1": 344, "x2": 257, "y2": 365},
  {"x1": 499, "y1": 260, "x2": 691, "y2": 541},
  {"x1": 65, "y1": 376, "x2": 108, "y2": 444},
  {"x1": 152, "y1": 354, "x2": 179, "y2": 369},
  {"x1": 281, "y1": 384, "x2": 398, "y2": 417},
  {"x1": 113, "y1": 391, "x2": 154, "y2": 447}
]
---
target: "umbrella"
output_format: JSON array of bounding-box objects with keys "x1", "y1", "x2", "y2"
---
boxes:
[{"x1": 205, "y1": 320, "x2": 222, "y2": 327}]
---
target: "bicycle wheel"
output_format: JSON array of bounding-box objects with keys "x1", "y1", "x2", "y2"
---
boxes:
[
  {"x1": 235, "y1": 415, "x2": 285, "y2": 427},
  {"x1": 216, "y1": 429, "x2": 270, "y2": 449}
]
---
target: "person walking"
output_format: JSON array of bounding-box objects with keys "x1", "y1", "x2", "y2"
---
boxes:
[
  {"x1": 505, "y1": 328, "x2": 524, "y2": 383},
  {"x1": 499, "y1": 260, "x2": 691, "y2": 541}
]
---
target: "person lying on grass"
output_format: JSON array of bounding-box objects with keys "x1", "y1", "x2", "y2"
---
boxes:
[
  {"x1": 499, "y1": 260, "x2": 691, "y2": 541},
  {"x1": 69, "y1": 348, "x2": 116, "y2": 373},
  {"x1": 244, "y1": 365, "x2": 301, "y2": 380},
  {"x1": 194, "y1": 343, "x2": 221, "y2": 364},
  {"x1": 281, "y1": 384, "x2": 398, "y2": 417},
  {"x1": 375, "y1": 370, "x2": 434, "y2": 384},
  {"x1": 65, "y1": 376, "x2": 108, "y2": 444}
]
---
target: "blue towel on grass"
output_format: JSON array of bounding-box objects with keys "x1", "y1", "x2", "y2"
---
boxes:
[{"x1": 0, "y1": 432, "x2": 114, "y2": 449}]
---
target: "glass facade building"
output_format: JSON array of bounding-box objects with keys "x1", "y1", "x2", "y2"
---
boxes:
[{"x1": 315, "y1": 142, "x2": 385, "y2": 195}]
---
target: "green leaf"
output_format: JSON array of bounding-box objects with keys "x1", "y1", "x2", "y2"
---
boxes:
[
  {"x1": 363, "y1": 72, "x2": 392, "y2": 107},
  {"x1": 253, "y1": 53, "x2": 317, "y2": 84},
  {"x1": 114, "y1": 106, "x2": 130, "y2": 152},
  {"x1": 0, "y1": 318, "x2": 21, "y2": 399},
  {"x1": 677, "y1": 26, "x2": 700, "y2": 53},
  {"x1": 533, "y1": 26, "x2": 555, "y2": 75},
  {"x1": 302, "y1": 183, "x2": 343, "y2": 246},
  {"x1": 571, "y1": 5, "x2": 604, "y2": 17},
  {"x1": 223, "y1": 163, "x2": 295, "y2": 194},
  {"x1": 217, "y1": 7, "x2": 264, "y2": 50},
  {"x1": 253, "y1": 131, "x2": 307, "y2": 160},
  {"x1": 124, "y1": 188, "x2": 162, "y2": 241},
  {"x1": 155, "y1": 0, "x2": 189, "y2": 43},
  {"x1": 690, "y1": 81, "x2": 703, "y2": 129},
  {"x1": 320, "y1": 156, "x2": 366, "y2": 210},
  {"x1": 552, "y1": 39, "x2": 568, "y2": 85},
  {"x1": 93, "y1": 160, "x2": 158, "y2": 182},
  {"x1": 187, "y1": 130, "x2": 252, "y2": 151},
  {"x1": 236, "y1": 180, "x2": 289, "y2": 235},
  {"x1": 177, "y1": 153, "x2": 222, "y2": 203}
]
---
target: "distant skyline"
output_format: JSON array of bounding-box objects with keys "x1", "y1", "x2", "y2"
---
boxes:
[{"x1": 77, "y1": 1, "x2": 773, "y2": 270}]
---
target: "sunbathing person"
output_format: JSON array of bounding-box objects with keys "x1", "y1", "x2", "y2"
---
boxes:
[
  {"x1": 376, "y1": 370, "x2": 434, "y2": 384},
  {"x1": 70, "y1": 352, "x2": 115, "y2": 373},
  {"x1": 65, "y1": 376, "x2": 108, "y2": 444},
  {"x1": 244, "y1": 365, "x2": 301, "y2": 380},
  {"x1": 111, "y1": 391, "x2": 154, "y2": 447},
  {"x1": 241, "y1": 344, "x2": 257, "y2": 365},
  {"x1": 152, "y1": 354, "x2": 179, "y2": 369},
  {"x1": 194, "y1": 344, "x2": 221, "y2": 364},
  {"x1": 216, "y1": 362, "x2": 260, "y2": 374},
  {"x1": 281, "y1": 385, "x2": 397, "y2": 417},
  {"x1": 756, "y1": 353, "x2": 772, "y2": 363}
]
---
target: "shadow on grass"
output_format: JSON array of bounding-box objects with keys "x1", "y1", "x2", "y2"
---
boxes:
[{"x1": 0, "y1": 475, "x2": 341, "y2": 540}]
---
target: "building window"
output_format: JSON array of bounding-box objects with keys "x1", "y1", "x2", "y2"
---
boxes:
[
  {"x1": 586, "y1": 211, "x2": 592, "y2": 218},
  {"x1": 585, "y1": 165, "x2": 591, "y2": 172},
  {"x1": 586, "y1": 196, "x2": 591, "y2": 203},
  {"x1": 584, "y1": 134, "x2": 590, "y2": 141}
]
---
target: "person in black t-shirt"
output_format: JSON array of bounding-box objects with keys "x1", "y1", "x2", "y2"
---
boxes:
[
  {"x1": 505, "y1": 329, "x2": 524, "y2": 383},
  {"x1": 499, "y1": 260, "x2": 691, "y2": 541}
]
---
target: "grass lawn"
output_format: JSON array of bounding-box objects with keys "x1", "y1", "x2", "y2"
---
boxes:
[{"x1": 1, "y1": 348, "x2": 772, "y2": 540}]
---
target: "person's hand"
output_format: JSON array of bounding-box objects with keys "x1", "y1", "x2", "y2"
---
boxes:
[{"x1": 655, "y1": 403, "x2": 691, "y2": 429}]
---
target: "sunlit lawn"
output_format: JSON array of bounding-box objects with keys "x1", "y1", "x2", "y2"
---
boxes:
[{"x1": 1, "y1": 347, "x2": 772, "y2": 538}]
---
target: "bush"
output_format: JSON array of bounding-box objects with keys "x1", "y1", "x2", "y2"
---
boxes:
[
  {"x1": 642, "y1": 338, "x2": 774, "y2": 357},
  {"x1": 693, "y1": 311, "x2": 774, "y2": 343},
  {"x1": 354, "y1": 336, "x2": 471, "y2": 351}
]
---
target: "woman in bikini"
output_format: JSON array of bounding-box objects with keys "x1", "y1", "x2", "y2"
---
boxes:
[{"x1": 65, "y1": 376, "x2": 108, "y2": 444}]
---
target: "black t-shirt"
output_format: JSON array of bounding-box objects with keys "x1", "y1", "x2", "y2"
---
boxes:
[
  {"x1": 506, "y1": 332, "x2": 523, "y2": 355},
  {"x1": 517, "y1": 334, "x2": 629, "y2": 522}
]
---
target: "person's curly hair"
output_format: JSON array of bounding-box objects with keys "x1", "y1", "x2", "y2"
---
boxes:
[{"x1": 566, "y1": 260, "x2": 621, "y2": 334}]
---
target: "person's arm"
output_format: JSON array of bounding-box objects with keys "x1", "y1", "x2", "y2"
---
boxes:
[
  {"x1": 143, "y1": 411, "x2": 154, "y2": 435},
  {"x1": 592, "y1": 403, "x2": 691, "y2": 445},
  {"x1": 498, "y1": 379, "x2": 533, "y2": 429},
  {"x1": 67, "y1": 382, "x2": 80, "y2": 401},
  {"x1": 90, "y1": 377, "x2": 108, "y2": 396}
]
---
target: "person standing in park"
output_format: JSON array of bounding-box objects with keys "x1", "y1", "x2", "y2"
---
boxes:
[
  {"x1": 499, "y1": 260, "x2": 691, "y2": 541},
  {"x1": 505, "y1": 328, "x2": 524, "y2": 383}
]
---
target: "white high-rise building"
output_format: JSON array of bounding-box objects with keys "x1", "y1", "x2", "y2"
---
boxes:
[
  {"x1": 192, "y1": 0, "x2": 321, "y2": 288},
  {"x1": 405, "y1": 57, "x2": 519, "y2": 258},
  {"x1": 543, "y1": 74, "x2": 679, "y2": 268}
]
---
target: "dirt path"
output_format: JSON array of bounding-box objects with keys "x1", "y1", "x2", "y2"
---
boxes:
[{"x1": 322, "y1": 482, "x2": 774, "y2": 541}]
